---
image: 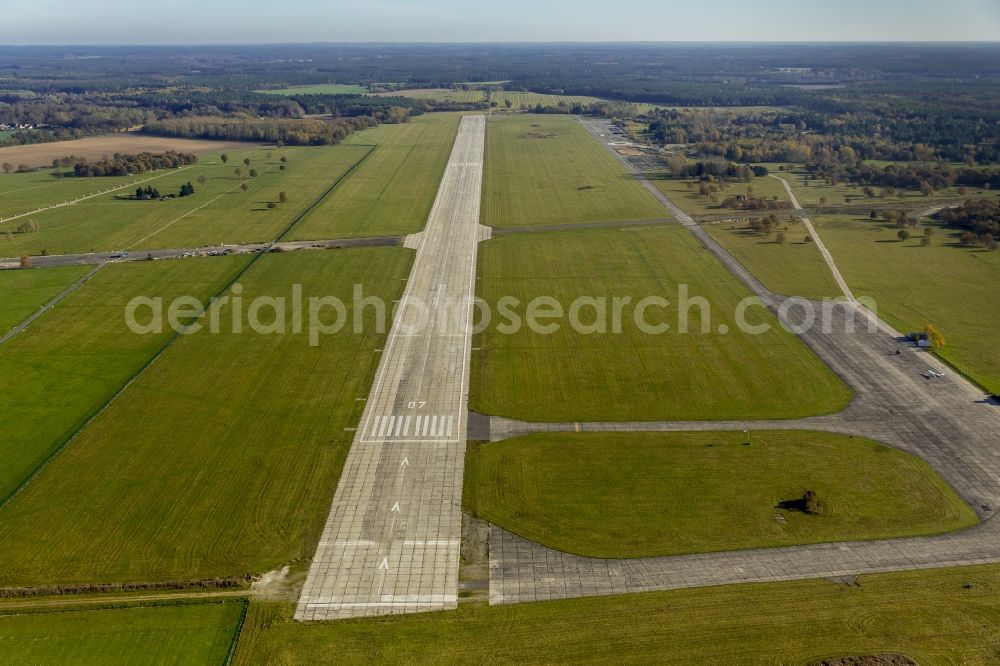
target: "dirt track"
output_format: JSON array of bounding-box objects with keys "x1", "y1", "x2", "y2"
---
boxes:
[{"x1": 0, "y1": 134, "x2": 259, "y2": 168}]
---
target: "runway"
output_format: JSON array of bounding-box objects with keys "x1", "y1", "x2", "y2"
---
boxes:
[{"x1": 295, "y1": 114, "x2": 486, "y2": 620}]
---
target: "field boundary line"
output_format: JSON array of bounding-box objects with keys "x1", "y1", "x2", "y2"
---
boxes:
[
  {"x1": 0, "y1": 258, "x2": 254, "y2": 510},
  {"x1": 0, "y1": 263, "x2": 103, "y2": 347},
  {"x1": 223, "y1": 599, "x2": 250, "y2": 666},
  {"x1": 126, "y1": 192, "x2": 230, "y2": 249},
  {"x1": 127, "y1": 154, "x2": 307, "y2": 249},
  {"x1": 0, "y1": 166, "x2": 196, "y2": 226},
  {"x1": 0, "y1": 592, "x2": 248, "y2": 615},
  {"x1": 0, "y1": 143, "x2": 383, "y2": 509},
  {"x1": 276, "y1": 144, "x2": 377, "y2": 242}
]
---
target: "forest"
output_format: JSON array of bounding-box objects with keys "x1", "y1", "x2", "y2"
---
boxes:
[{"x1": 0, "y1": 44, "x2": 997, "y2": 160}]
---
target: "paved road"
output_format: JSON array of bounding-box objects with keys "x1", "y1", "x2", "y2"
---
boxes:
[
  {"x1": 0, "y1": 236, "x2": 402, "y2": 270},
  {"x1": 487, "y1": 119, "x2": 1000, "y2": 606},
  {"x1": 296, "y1": 115, "x2": 487, "y2": 620}
]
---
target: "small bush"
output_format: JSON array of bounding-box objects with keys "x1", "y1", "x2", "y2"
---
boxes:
[{"x1": 803, "y1": 490, "x2": 824, "y2": 515}]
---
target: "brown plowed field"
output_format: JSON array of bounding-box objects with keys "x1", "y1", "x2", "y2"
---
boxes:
[{"x1": 0, "y1": 134, "x2": 260, "y2": 168}]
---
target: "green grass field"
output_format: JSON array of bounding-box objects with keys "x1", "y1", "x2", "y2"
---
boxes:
[
  {"x1": 0, "y1": 145, "x2": 371, "y2": 256},
  {"x1": 816, "y1": 214, "x2": 1000, "y2": 393},
  {"x1": 0, "y1": 169, "x2": 146, "y2": 218},
  {"x1": 482, "y1": 115, "x2": 666, "y2": 228},
  {"x1": 234, "y1": 565, "x2": 1000, "y2": 664},
  {"x1": 0, "y1": 256, "x2": 247, "y2": 502},
  {"x1": 470, "y1": 227, "x2": 852, "y2": 421},
  {"x1": 288, "y1": 113, "x2": 461, "y2": 239},
  {"x1": 0, "y1": 249, "x2": 412, "y2": 586},
  {"x1": 385, "y1": 89, "x2": 657, "y2": 113},
  {"x1": 257, "y1": 84, "x2": 369, "y2": 95},
  {"x1": 649, "y1": 173, "x2": 791, "y2": 217},
  {"x1": 465, "y1": 431, "x2": 976, "y2": 558},
  {"x1": 703, "y1": 221, "x2": 841, "y2": 299},
  {"x1": 773, "y1": 168, "x2": 990, "y2": 210},
  {"x1": 0, "y1": 264, "x2": 91, "y2": 332},
  {"x1": 0, "y1": 601, "x2": 243, "y2": 665}
]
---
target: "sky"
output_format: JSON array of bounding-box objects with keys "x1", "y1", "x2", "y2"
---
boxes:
[{"x1": 0, "y1": 0, "x2": 998, "y2": 44}]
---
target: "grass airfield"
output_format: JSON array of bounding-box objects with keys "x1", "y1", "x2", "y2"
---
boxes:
[
  {"x1": 0, "y1": 110, "x2": 994, "y2": 663},
  {"x1": 482, "y1": 115, "x2": 665, "y2": 228},
  {"x1": 465, "y1": 431, "x2": 976, "y2": 558},
  {"x1": 234, "y1": 565, "x2": 1000, "y2": 664},
  {"x1": 471, "y1": 225, "x2": 852, "y2": 421}
]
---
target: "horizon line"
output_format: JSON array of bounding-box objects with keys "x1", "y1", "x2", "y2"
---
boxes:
[{"x1": 1, "y1": 40, "x2": 999, "y2": 48}]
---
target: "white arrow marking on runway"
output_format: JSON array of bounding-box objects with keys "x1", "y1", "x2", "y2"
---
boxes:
[
  {"x1": 401, "y1": 457, "x2": 409, "y2": 467},
  {"x1": 388, "y1": 500, "x2": 401, "y2": 538},
  {"x1": 376, "y1": 555, "x2": 390, "y2": 598}
]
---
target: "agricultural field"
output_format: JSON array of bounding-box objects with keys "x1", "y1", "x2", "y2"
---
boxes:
[
  {"x1": 234, "y1": 564, "x2": 1000, "y2": 664},
  {"x1": 0, "y1": 134, "x2": 252, "y2": 170},
  {"x1": 815, "y1": 214, "x2": 1000, "y2": 393},
  {"x1": 470, "y1": 226, "x2": 852, "y2": 422},
  {"x1": 0, "y1": 264, "x2": 90, "y2": 332},
  {"x1": 703, "y1": 221, "x2": 842, "y2": 299},
  {"x1": 482, "y1": 115, "x2": 666, "y2": 228},
  {"x1": 0, "y1": 249, "x2": 412, "y2": 586},
  {"x1": 490, "y1": 91, "x2": 605, "y2": 109},
  {"x1": 370, "y1": 89, "x2": 486, "y2": 103},
  {"x1": 0, "y1": 601, "x2": 243, "y2": 665},
  {"x1": 464, "y1": 431, "x2": 976, "y2": 558},
  {"x1": 0, "y1": 144, "x2": 371, "y2": 257},
  {"x1": 497, "y1": 91, "x2": 660, "y2": 114},
  {"x1": 288, "y1": 112, "x2": 461, "y2": 239},
  {"x1": 0, "y1": 256, "x2": 247, "y2": 502},
  {"x1": 256, "y1": 84, "x2": 369, "y2": 95}
]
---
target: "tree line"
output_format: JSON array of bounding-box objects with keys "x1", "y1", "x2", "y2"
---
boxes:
[
  {"x1": 141, "y1": 116, "x2": 380, "y2": 145},
  {"x1": 805, "y1": 162, "x2": 1000, "y2": 193},
  {"x1": 68, "y1": 151, "x2": 198, "y2": 177}
]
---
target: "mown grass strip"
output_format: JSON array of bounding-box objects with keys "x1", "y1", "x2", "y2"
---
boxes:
[{"x1": 0, "y1": 146, "x2": 376, "y2": 510}]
